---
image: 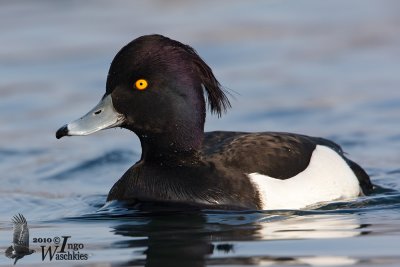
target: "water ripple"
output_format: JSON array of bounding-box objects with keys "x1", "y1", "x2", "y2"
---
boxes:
[{"x1": 41, "y1": 149, "x2": 136, "y2": 181}]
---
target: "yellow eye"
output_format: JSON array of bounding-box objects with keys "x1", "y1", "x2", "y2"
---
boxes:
[{"x1": 135, "y1": 79, "x2": 148, "y2": 90}]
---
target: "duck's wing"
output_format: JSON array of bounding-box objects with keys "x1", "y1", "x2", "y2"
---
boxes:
[
  {"x1": 11, "y1": 214, "x2": 30, "y2": 252},
  {"x1": 204, "y1": 131, "x2": 341, "y2": 179},
  {"x1": 204, "y1": 131, "x2": 372, "y2": 194}
]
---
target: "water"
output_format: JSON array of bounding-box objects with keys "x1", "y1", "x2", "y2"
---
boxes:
[{"x1": 1, "y1": 0, "x2": 399, "y2": 266}]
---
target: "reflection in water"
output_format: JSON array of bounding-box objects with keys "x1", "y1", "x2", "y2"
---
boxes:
[
  {"x1": 207, "y1": 255, "x2": 358, "y2": 266},
  {"x1": 255, "y1": 213, "x2": 370, "y2": 240},
  {"x1": 112, "y1": 212, "x2": 211, "y2": 267},
  {"x1": 108, "y1": 210, "x2": 370, "y2": 267}
]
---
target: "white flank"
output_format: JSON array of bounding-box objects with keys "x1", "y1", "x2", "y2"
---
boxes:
[{"x1": 248, "y1": 145, "x2": 361, "y2": 210}]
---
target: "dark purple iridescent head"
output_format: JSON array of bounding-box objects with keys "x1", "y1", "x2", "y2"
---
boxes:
[{"x1": 108, "y1": 35, "x2": 230, "y2": 156}]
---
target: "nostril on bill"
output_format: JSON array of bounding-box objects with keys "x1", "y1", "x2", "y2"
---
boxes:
[{"x1": 94, "y1": 110, "x2": 102, "y2": 115}]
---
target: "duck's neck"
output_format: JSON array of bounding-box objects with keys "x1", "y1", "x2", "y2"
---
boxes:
[{"x1": 138, "y1": 123, "x2": 204, "y2": 165}]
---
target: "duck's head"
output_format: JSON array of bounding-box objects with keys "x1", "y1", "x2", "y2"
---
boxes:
[{"x1": 56, "y1": 34, "x2": 230, "y2": 156}]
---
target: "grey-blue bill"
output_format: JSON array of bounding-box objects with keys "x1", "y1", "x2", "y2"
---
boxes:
[{"x1": 56, "y1": 94, "x2": 125, "y2": 139}]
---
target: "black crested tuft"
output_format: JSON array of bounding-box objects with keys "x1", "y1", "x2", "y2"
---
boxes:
[{"x1": 173, "y1": 39, "x2": 232, "y2": 117}]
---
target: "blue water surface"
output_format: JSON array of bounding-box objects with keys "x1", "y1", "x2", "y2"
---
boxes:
[{"x1": 0, "y1": 1, "x2": 400, "y2": 266}]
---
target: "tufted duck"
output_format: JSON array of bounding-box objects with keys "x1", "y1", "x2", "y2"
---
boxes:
[{"x1": 56, "y1": 35, "x2": 373, "y2": 210}]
